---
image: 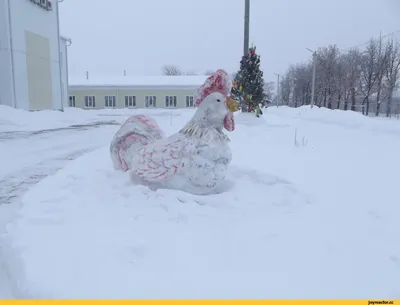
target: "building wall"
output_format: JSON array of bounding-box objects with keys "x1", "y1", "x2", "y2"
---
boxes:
[
  {"x1": 68, "y1": 88, "x2": 199, "y2": 109},
  {"x1": 0, "y1": 0, "x2": 63, "y2": 110},
  {"x1": 0, "y1": 0, "x2": 14, "y2": 107}
]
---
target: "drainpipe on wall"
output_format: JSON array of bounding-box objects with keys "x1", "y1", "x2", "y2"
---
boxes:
[
  {"x1": 56, "y1": 0, "x2": 64, "y2": 111},
  {"x1": 6, "y1": 0, "x2": 17, "y2": 108},
  {"x1": 65, "y1": 39, "x2": 71, "y2": 107}
]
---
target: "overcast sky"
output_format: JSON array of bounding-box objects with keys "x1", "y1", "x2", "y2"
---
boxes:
[{"x1": 59, "y1": 0, "x2": 400, "y2": 82}]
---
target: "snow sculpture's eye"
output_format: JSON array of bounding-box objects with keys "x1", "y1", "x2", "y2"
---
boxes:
[{"x1": 216, "y1": 99, "x2": 221, "y2": 102}]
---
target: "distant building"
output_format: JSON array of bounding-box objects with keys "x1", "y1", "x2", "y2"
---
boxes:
[
  {"x1": 68, "y1": 75, "x2": 211, "y2": 109},
  {"x1": 0, "y1": 0, "x2": 70, "y2": 111}
]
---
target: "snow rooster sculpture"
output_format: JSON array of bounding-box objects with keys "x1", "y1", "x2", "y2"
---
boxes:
[{"x1": 110, "y1": 69, "x2": 239, "y2": 195}]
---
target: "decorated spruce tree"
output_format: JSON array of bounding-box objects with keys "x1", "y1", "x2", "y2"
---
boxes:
[{"x1": 231, "y1": 46, "x2": 265, "y2": 112}]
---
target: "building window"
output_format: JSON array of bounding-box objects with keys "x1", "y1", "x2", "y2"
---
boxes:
[
  {"x1": 124, "y1": 96, "x2": 136, "y2": 108},
  {"x1": 145, "y1": 96, "x2": 156, "y2": 108},
  {"x1": 105, "y1": 95, "x2": 116, "y2": 108},
  {"x1": 84, "y1": 95, "x2": 96, "y2": 108},
  {"x1": 186, "y1": 96, "x2": 194, "y2": 107},
  {"x1": 165, "y1": 96, "x2": 177, "y2": 107},
  {"x1": 69, "y1": 96, "x2": 76, "y2": 107}
]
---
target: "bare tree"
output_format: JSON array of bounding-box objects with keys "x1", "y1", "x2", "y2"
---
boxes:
[
  {"x1": 278, "y1": 33, "x2": 400, "y2": 119},
  {"x1": 280, "y1": 76, "x2": 291, "y2": 105},
  {"x1": 287, "y1": 65, "x2": 297, "y2": 106},
  {"x1": 341, "y1": 49, "x2": 362, "y2": 111},
  {"x1": 334, "y1": 56, "x2": 345, "y2": 109},
  {"x1": 263, "y1": 81, "x2": 275, "y2": 102},
  {"x1": 292, "y1": 63, "x2": 312, "y2": 107},
  {"x1": 204, "y1": 70, "x2": 214, "y2": 75},
  {"x1": 374, "y1": 35, "x2": 389, "y2": 116},
  {"x1": 351, "y1": 87, "x2": 357, "y2": 111},
  {"x1": 358, "y1": 38, "x2": 387, "y2": 115},
  {"x1": 316, "y1": 45, "x2": 341, "y2": 109},
  {"x1": 162, "y1": 65, "x2": 182, "y2": 76},
  {"x1": 384, "y1": 38, "x2": 400, "y2": 117}
]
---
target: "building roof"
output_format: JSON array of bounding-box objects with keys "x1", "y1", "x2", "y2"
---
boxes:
[{"x1": 68, "y1": 75, "x2": 210, "y2": 89}]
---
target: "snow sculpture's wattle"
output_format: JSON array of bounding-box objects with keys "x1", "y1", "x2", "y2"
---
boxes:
[
  {"x1": 109, "y1": 69, "x2": 238, "y2": 195},
  {"x1": 224, "y1": 112, "x2": 235, "y2": 132}
]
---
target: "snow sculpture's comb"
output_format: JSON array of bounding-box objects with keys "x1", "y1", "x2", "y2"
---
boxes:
[{"x1": 194, "y1": 69, "x2": 232, "y2": 106}]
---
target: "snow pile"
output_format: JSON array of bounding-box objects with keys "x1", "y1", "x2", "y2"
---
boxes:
[
  {"x1": 234, "y1": 112, "x2": 267, "y2": 126},
  {"x1": 0, "y1": 106, "x2": 104, "y2": 132},
  {"x1": 1, "y1": 107, "x2": 400, "y2": 298},
  {"x1": 0, "y1": 105, "x2": 196, "y2": 132},
  {"x1": 267, "y1": 105, "x2": 400, "y2": 133}
]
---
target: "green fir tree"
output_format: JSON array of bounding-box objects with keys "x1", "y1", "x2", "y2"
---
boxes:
[{"x1": 231, "y1": 46, "x2": 265, "y2": 112}]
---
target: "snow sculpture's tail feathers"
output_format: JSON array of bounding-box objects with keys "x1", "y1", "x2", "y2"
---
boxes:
[{"x1": 110, "y1": 115, "x2": 164, "y2": 171}]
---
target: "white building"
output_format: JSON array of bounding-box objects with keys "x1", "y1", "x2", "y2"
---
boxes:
[
  {"x1": 68, "y1": 75, "x2": 210, "y2": 109},
  {"x1": 0, "y1": 0, "x2": 70, "y2": 111}
]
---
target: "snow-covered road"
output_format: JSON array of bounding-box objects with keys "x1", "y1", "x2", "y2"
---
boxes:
[{"x1": 0, "y1": 121, "x2": 120, "y2": 298}]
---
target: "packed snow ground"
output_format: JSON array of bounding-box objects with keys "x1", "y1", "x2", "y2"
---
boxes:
[
  {"x1": 0, "y1": 107, "x2": 132, "y2": 298},
  {"x1": 0, "y1": 124, "x2": 119, "y2": 298},
  {"x1": 0, "y1": 106, "x2": 188, "y2": 298},
  {"x1": 1, "y1": 106, "x2": 400, "y2": 298}
]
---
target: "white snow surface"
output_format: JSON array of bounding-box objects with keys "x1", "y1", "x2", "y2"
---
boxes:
[
  {"x1": 0, "y1": 105, "x2": 196, "y2": 132},
  {"x1": 0, "y1": 106, "x2": 96, "y2": 132},
  {"x1": 1, "y1": 105, "x2": 400, "y2": 298}
]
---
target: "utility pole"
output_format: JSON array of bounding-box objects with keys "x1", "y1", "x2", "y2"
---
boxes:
[
  {"x1": 307, "y1": 48, "x2": 316, "y2": 108},
  {"x1": 274, "y1": 73, "x2": 281, "y2": 107},
  {"x1": 243, "y1": 0, "x2": 250, "y2": 56}
]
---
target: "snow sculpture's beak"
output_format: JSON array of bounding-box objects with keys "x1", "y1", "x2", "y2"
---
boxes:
[
  {"x1": 224, "y1": 96, "x2": 238, "y2": 132},
  {"x1": 226, "y1": 96, "x2": 239, "y2": 113}
]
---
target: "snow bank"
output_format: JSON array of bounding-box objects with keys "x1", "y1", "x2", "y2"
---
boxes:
[
  {"x1": 2, "y1": 107, "x2": 400, "y2": 298},
  {"x1": 234, "y1": 112, "x2": 267, "y2": 126},
  {"x1": 267, "y1": 105, "x2": 400, "y2": 134},
  {"x1": 0, "y1": 106, "x2": 96, "y2": 132},
  {"x1": 0, "y1": 105, "x2": 196, "y2": 132}
]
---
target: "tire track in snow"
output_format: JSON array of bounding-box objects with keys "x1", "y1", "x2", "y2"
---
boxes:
[
  {"x1": 0, "y1": 148, "x2": 98, "y2": 299},
  {"x1": 0, "y1": 124, "x2": 119, "y2": 299},
  {"x1": 0, "y1": 120, "x2": 119, "y2": 142},
  {"x1": 0, "y1": 148, "x2": 95, "y2": 205}
]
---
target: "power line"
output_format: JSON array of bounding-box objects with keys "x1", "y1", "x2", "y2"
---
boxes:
[{"x1": 340, "y1": 29, "x2": 400, "y2": 53}]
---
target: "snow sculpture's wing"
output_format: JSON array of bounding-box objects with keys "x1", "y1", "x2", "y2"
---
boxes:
[{"x1": 131, "y1": 137, "x2": 187, "y2": 182}]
